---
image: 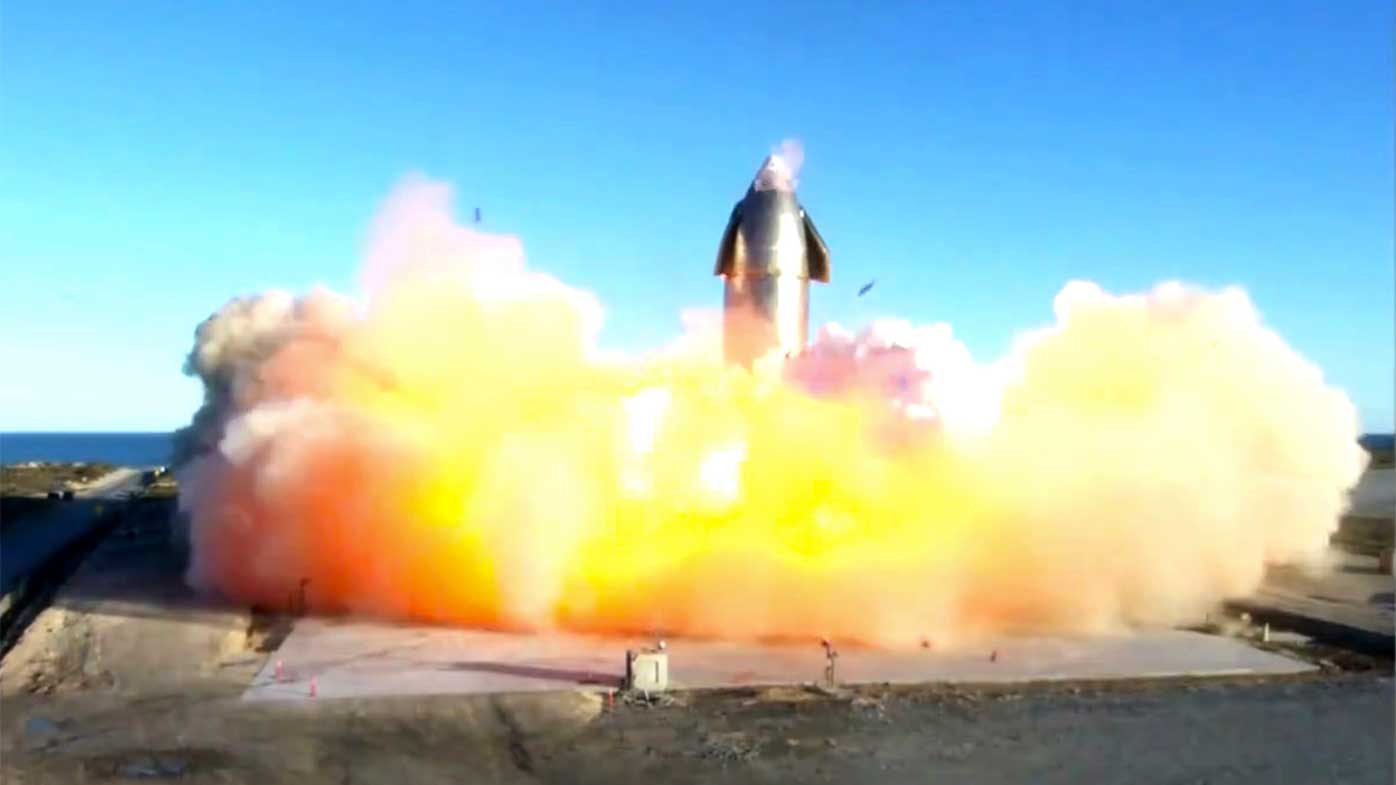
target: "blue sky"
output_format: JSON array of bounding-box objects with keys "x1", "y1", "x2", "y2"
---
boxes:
[{"x1": 1, "y1": 1, "x2": 1391, "y2": 432}]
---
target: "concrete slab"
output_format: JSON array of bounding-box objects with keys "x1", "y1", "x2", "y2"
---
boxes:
[
  {"x1": 1348, "y1": 468, "x2": 1394, "y2": 520},
  {"x1": 1230, "y1": 547, "x2": 1395, "y2": 655},
  {"x1": 243, "y1": 619, "x2": 1313, "y2": 703}
]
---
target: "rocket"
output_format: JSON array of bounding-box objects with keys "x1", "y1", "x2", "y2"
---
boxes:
[{"x1": 714, "y1": 154, "x2": 830, "y2": 367}]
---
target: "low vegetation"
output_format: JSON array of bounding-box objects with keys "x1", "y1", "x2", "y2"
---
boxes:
[{"x1": 0, "y1": 462, "x2": 116, "y2": 498}]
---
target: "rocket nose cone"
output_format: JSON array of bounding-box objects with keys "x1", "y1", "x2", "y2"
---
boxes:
[{"x1": 752, "y1": 155, "x2": 795, "y2": 193}]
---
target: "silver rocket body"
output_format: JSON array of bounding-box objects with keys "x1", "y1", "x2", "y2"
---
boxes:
[{"x1": 714, "y1": 157, "x2": 830, "y2": 367}]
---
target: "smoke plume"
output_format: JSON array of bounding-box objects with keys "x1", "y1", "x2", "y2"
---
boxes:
[
  {"x1": 175, "y1": 174, "x2": 1367, "y2": 648},
  {"x1": 772, "y1": 138, "x2": 805, "y2": 186}
]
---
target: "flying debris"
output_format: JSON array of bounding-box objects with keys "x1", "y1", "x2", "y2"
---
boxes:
[
  {"x1": 715, "y1": 154, "x2": 830, "y2": 367},
  {"x1": 474, "y1": 207, "x2": 482, "y2": 224},
  {"x1": 858, "y1": 280, "x2": 875, "y2": 297}
]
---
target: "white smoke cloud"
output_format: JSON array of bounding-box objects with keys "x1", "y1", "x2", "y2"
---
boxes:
[
  {"x1": 172, "y1": 172, "x2": 1369, "y2": 648},
  {"x1": 772, "y1": 138, "x2": 805, "y2": 187}
]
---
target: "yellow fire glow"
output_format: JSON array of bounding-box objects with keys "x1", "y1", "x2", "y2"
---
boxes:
[{"x1": 177, "y1": 177, "x2": 1367, "y2": 650}]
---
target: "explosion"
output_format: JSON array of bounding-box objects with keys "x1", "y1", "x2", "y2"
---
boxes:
[{"x1": 174, "y1": 174, "x2": 1367, "y2": 648}]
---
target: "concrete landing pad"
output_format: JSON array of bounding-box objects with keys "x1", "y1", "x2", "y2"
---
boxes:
[{"x1": 243, "y1": 618, "x2": 1314, "y2": 702}]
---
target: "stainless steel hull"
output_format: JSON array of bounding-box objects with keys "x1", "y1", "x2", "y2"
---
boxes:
[
  {"x1": 714, "y1": 157, "x2": 830, "y2": 367},
  {"x1": 722, "y1": 273, "x2": 810, "y2": 365}
]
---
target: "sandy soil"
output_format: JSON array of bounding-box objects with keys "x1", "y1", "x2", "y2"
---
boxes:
[
  {"x1": 1, "y1": 674, "x2": 1390, "y2": 784},
  {"x1": 1, "y1": 499, "x2": 254, "y2": 697}
]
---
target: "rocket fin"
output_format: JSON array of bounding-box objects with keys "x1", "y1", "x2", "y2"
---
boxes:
[
  {"x1": 802, "y1": 208, "x2": 831, "y2": 283},
  {"x1": 714, "y1": 201, "x2": 743, "y2": 276}
]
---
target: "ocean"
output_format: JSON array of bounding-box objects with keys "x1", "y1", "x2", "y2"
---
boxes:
[
  {"x1": 0, "y1": 432, "x2": 175, "y2": 467},
  {"x1": 1359, "y1": 433, "x2": 1394, "y2": 453},
  {"x1": 0, "y1": 431, "x2": 1391, "y2": 469}
]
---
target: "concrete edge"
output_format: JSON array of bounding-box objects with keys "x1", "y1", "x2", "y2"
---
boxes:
[{"x1": 1224, "y1": 599, "x2": 1394, "y2": 658}]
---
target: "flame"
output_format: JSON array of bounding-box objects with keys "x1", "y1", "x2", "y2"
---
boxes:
[{"x1": 175, "y1": 176, "x2": 1368, "y2": 649}]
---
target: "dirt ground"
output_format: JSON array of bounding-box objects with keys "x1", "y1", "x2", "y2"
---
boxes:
[
  {"x1": 1, "y1": 498, "x2": 254, "y2": 696},
  {"x1": 1, "y1": 673, "x2": 1390, "y2": 784},
  {"x1": 0, "y1": 481, "x2": 1391, "y2": 784}
]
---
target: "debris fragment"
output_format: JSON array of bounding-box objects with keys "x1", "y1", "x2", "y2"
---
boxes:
[
  {"x1": 852, "y1": 695, "x2": 888, "y2": 722},
  {"x1": 698, "y1": 733, "x2": 758, "y2": 762},
  {"x1": 621, "y1": 690, "x2": 675, "y2": 708},
  {"x1": 115, "y1": 754, "x2": 187, "y2": 779}
]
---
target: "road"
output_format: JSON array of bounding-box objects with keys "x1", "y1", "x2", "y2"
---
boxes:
[
  {"x1": 0, "y1": 468, "x2": 144, "y2": 595},
  {"x1": 74, "y1": 467, "x2": 146, "y2": 501}
]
